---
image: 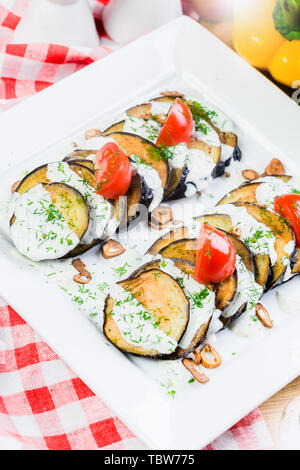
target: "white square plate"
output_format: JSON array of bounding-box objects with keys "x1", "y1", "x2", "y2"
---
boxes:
[{"x1": 1, "y1": 17, "x2": 300, "y2": 450}]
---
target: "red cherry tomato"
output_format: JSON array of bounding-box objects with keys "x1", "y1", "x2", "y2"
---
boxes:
[
  {"x1": 195, "y1": 224, "x2": 236, "y2": 284},
  {"x1": 157, "y1": 98, "x2": 193, "y2": 147},
  {"x1": 94, "y1": 142, "x2": 132, "y2": 199},
  {"x1": 274, "y1": 194, "x2": 300, "y2": 246}
]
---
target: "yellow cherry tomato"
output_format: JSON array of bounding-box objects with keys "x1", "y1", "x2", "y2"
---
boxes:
[
  {"x1": 233, "y1": 0, "x2": 286, "y2": 70},
  {"x1": 269, "y1": 40, "x2": 300, "y2": 87}
]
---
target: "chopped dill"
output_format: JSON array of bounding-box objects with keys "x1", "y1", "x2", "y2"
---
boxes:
[{"x1": 189, "y1": 288, "x2": 210, "y2": 308}]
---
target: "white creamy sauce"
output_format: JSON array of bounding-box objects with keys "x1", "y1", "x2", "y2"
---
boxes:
[
  {"x1": 8, "y1": 191, "x2": 20, "y2": 220},
  {"x1": 43, "y1": 247, "x2": 153, "y2": 327},
  {"x1": 130, "y1": 155, "x2": 163, "y2": 212},
  {"x1": 282, "y1": 241, "x2": 296, "y2": 282},
  {"x1": 47, "y1": 162, "x2": 114, "y2": 244},
  {"x1": 283, "y1": 263, "x2": 293, "y2": 282},
  {"x1": 185, "y1": 218, "x2": 203, "y2": 239},
  {"x1": 109, "y1": 283, "x2": 178, "y2": 354},
  {"x1": 185, "y1": 149, "x2": 215, "y2": 191},
  {"x1": 184, "y1": 183, "x2": 197, "y2": 198},
  {"x1": 186, "y1": 95, "x2": 236, "y2": 162},
  {"x1": 221, "y1": 143, "x2": 235, "y2": 162},
  {"x1": 254, "y1": 177, "x2": 299, "y2": 282},
  {"x1": 123, "y1": 116, "x2": 159, "y2": 143},
  {"x1": 214, "y1": 204, "x2": 278, "y2": 265},
  {"x1": 223, "y1": 255, "x2": 263, "y2": 319},
  {"x1": 153, "y1": 257, "x2": 215, "y2": 349},
  {"x1": 168, "y1": 144, "x2": 215, "y2": 193},
  {"x1": 206, "y1": 308, "x2": 223, "y2": 340},
  {"x1": 285, "y1": 240, "x2": 295, "y2": 255},
  {"x1": 276, "y1": 291, "x2": 300, "y2": 314},
  {"x1": 10, "y1": 184, "x2": 79, "y2": 261},
  {"x1": 193, "y1": 120, "x2": 220, "y2": 148},
  {"x1": 158, "y1": 359, "x2": 196, "y2": 396},
  {"x1": 201, "y1": 99, "x2": 235, "y2": 134},
  {"x1": 150, "y1": 100, "x2": 172, "y2": 116},
  {"x1": 184, "y1": 93, "x2": 235, "y2": 133},
  {"x1": 229, "y1": 307, "x2": 264, "y2": 338},
  {"x1": 168, "y1": 143, "x2": 189, "y2": 169},
  {"x1": 255, "y1": 176, "x2": 300, "y2": 211},
  {"x1": 48, "y1": 261, "x2": 108, "y2": 326}
]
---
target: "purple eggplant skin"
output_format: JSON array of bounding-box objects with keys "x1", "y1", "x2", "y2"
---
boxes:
[
  {"x1": 163, "y1": 166, "x2": 190, "y2": 201},
  {"x1": 212, "y1": 160, "x2": 226, "y2": 178},
  {"x1": 62, "y1": 239, "x2": 104, "y2": 259},
  {"x1": 162, "y1": 165, "x2": 189, "y2": 202},
  {"x1": 212, "y1": 145, "x2": 242, "y2": 179},
  {"x1": 269, "y1": 242, "x2": 298, "y2": 290},
  {"x1": 167, "y1": 181, "x2": 197, "y2": 201},
  {"x1": 220, "y1": 303, "x2": 247, "y2": 330},
  {"x1": 117, "y1": 173, "x2": 154, "y2": 232},
  {"x1": 233, "y1": 145, "x2": 242, "y2": 162}
]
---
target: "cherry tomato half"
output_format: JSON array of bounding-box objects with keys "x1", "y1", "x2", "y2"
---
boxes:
[
  {"x1": 274, "y1": 194, "x2": 300, "y2": 246},
  {"x1": 94, "y1": 142, "x2": 132, "y2": 199},
  {"x1": 157, "y1": 98, "x2": 193, "y2": 147},
  {"x1": 195, "y1": 224, "x2": 236, "y2": 284}
]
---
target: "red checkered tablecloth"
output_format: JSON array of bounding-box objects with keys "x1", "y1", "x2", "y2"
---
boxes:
[{"x1": 0, "y1": 0, "x2": 274, "y2": 450}]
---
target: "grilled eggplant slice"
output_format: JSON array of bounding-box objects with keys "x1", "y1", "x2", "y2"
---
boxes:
[
  {"x1": 163, "y1": 166, "x2": 189, "y2": 201},
  {"x1": 130, "y1": 258, "x2": 196, "y2": 280},
  {"x1": 215, "y1": 270, "x2": 238, "y2": 311},
  {"x1": 155, "y1": 95, "x2": 238, "y2": 172},
  {"x1": 124, "y1": 95, "x2": 237, "y2": 170},
  {"x1": 185, "y1": 99, "x2": 240, "y2": 163},
  {"x1": 221, "y1": 304, "x2": 247, "y2": 330},
  {"x1": 157, "y1": 238, "x2": 237, "y2": 311},
  {"x1": 234, "y1": 203, "x2": 296, "y2": 288},
  {"x1": 16, "y1": 162, "x2": 97, "y2": 195},
  {"x1": 156, "y1": 233, "x2": 236, "y2": 309},
  {"x1": 218, "y1": 176, "x2": 292, "y2": 206},
  {"x1": 10, "y1": 182, "x2": 89, "y2": 259},
  {"x1": 151, "y1": 97, "x2": 221, "y2": 190},
  {"x1": 172, "y1": 320, "x2": 211, "y2": 359},
  {"x1": 129, "y1": 258, "x2": 213, "y2": 359},
  {"x1": 64, "y1": 198, "x2": 127, "y2": 258},
  {"x1": 11, "y1": 182, "x2": 89, "y2": 240},
  {"x1": 46, "y1": 183, "x2": 89, "y2": 239},
  {"x1": 103, "y1": 132, "x2": 169, "y2": 190},
  {"x1": 14, "y1": 162, "x2": 116, "y2": 258},
  {"x1": 108, "y1": 98, "x2": 221, "y2": 200},
  {"x1": 254, "y1": 253, "x2": 272, "y2": 288},
  {"x1": 63, "y1": 150, "x2": 96, "y2": 171},
  {"x1": 147, "y1": 213, "x2": 233, "y2": 256},
  {"x1": 147, "y1": 214, "x2": 232, "y2": 256},
  {"x1": 125, "y1": 172, "x2": 153, "y2": 228},
  {"x1": 155, "y1": 235, "x2": 253, "y2": 329},
  {"x1": 226, "y1": 233, "x2": 254, "y2": 274},
  {"x1": 189, "y1": 138, "x2": 220, "y2": 166},
  {"x1": 159, "y1": 238, "x2": 198, "y2": 262},
  {"x1": 104, "y1": 121, "x2": 124, "y2": 134},
  {"x1": 218, "y1": 180, "x2": 298, "y2": 286},
  {"x1": 103, "y1": 269, "x2": 189, "y2": 358}
]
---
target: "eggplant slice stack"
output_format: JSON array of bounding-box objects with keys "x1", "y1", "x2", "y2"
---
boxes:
[
  {"x1": 104, "y1": 174, "x2": 300, "y2": 359},
  {"x1": 103, "y1": 93, "x2": 239, "y2": 201},
  {"x1": 217, "y1": 175, "x2": 300, "y2": 284},
  {"x1": 10, "y1": 161, "x2": 125, "y2": 259},
  {"x1": 9, "y1": 91, "x2": 300, "y2": 364}
]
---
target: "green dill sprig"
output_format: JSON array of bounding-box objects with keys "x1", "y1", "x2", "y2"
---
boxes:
[{"x1": 189, "y1": 288, "x2": 210, "y2": 308}]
